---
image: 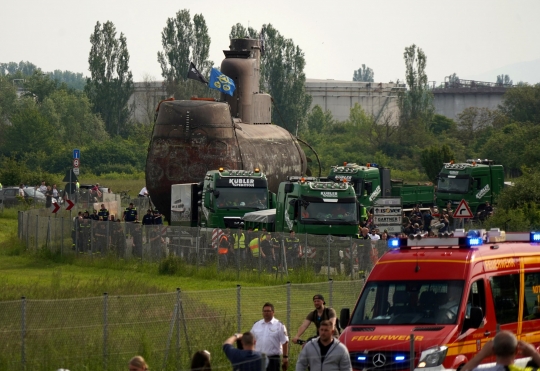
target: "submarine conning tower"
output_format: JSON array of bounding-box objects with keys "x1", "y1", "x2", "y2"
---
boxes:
[{"x1": 221, "y1": 38, "x2": 272, "y2": 124}]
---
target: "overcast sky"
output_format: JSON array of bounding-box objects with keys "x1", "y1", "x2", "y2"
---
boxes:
[{"x1": 2, "y1": 0, "x2": 539, "y2": 84}]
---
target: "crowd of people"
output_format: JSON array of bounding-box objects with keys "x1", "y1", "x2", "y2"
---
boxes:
[
  {"x1": 123, "y1": 318, "x2": 540, "y2": 371},
  {"x1": 71, "y1": 202, "x2": 165, "y2": 258},
  {"x1": 217, "y1": 227, "x2": 304, "y2": 271}
]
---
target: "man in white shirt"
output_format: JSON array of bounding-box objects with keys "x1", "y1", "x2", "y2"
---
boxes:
[
  {"x1": 369, "y1": 228, "x2": 381, "y2": 241},
  {"x1": 139, "y1": 186, "x2": 148, "y2": 197},
  {"x1": 251, "y1": 302, "x2": 289, "y2": 371},
  {"x1": 39, "y1": 181, "x2": 47, "y2": 194}
]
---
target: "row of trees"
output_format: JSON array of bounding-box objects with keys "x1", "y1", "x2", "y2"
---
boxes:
[{"x1": 0, "y1": 10, "x2": 313, "y2": 185}]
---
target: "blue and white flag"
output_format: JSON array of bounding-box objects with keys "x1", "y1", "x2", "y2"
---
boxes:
[{"x1": 209, "y1": 68, "x2": 236, "y2": 96}]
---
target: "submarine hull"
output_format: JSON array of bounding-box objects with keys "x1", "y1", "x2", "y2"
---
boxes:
[{"x1": 145, "y1": 99, "x2": 306, "y2": 222}]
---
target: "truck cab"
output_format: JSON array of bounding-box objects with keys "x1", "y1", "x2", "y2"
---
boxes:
[
  {"x1": 328, "y1": 163, "x2": 386, "y2": 208},
  {"x1": 171, "y1": 168, "x2": 274, "y2": 228},
  {"x1": 328, "y1": 163, "x2": 434, "y2": 211},
  {"x1": 436, "y1": 159, "x2": 504, "y2": 214},
  {"x1": 274, "y1": 177, "x2": 359, "y2": 236}
]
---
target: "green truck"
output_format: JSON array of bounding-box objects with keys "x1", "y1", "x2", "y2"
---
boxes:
[
  {"x1": 327, "y1": 163, "x2": 434, "y2": 211},
  {"x1": 170, "y1": 168, "x2": 274, "y2": 228},
  {"x1": 243, "y1": 176, "x2": 359, "y2": 236},
  {"x1": 436, "y1": 159, "x2": 504, "y2": 215}
]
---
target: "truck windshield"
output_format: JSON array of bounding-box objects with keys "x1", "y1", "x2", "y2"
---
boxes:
[
  {"x1": 437, "y1": 176, "x2": 469, "y2": 194},
  {"x1": 300, "y1": 201, "x2": 357, "y2": 224},
  {"x1": 350, "y1": 280, "x2": 464, "y2": 325},
  {"x1": 215, "y1": 188, "x2": 268, "y2": 209}
]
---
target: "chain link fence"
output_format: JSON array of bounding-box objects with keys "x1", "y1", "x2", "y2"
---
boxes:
[
  {"x1": 0, "y1": 281, "x2": 366, "y2": 371},
  {"x1": 17, "y1": 209, "x2": 390, "y2": 278}
]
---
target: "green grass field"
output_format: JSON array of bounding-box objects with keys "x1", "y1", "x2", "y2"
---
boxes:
[{"x1": 0, "y1": 207, "x2": 364, "y2": 371}]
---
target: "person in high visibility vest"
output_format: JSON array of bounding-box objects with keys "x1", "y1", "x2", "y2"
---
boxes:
[
  {"x1": 218, "y1": 229, "x2": 233, "y2": 268},
  {"x1": 248, "y1": 230, "x2": 268, "y2": 269},
  {"x1": 232, "y1": 226, "x2": 246, "y2": 266}
]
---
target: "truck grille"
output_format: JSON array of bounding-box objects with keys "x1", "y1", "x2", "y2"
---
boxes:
[{"x1": 351, "y1": 351, "x2": 415, "y2": 371}]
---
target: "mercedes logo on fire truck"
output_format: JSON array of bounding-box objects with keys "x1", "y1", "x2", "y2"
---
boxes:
[{"x1": 373, "y1": 353, "x2": 386, "y2": 367}]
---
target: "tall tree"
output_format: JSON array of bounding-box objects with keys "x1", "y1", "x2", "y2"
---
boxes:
[
  {"x1": 496, "y1": 74, "x2": 513, "y2": 86},
  {"x1": 85, "y1": 21, "x2": 134, "y2": 136},
  {"x1": 229, "y1": 23, "x2": 258, "y2": 39},
  {"x1": 48, "y1": 70, "x2": 86, "y2": 90},
  {"x1": 0, "y1": 61, "x2": 38, "y2": 76},
  {"x1": 157, "y1": 10, "x2": 214, "y2": 99},
  {"x1": 420, "y1": 144, "x2": 454, "y2": 181},
  {"x1": 397, "y1": 44, "x2": 435, "y2": 135},
  {"x1": 499, "y1": 83, "x2": 540, "y2": 124},
  {"x1": 352, "y1": 64, "x2": 374, "y2": 82}
]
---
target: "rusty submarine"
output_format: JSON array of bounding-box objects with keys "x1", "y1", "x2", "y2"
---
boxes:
[{"x1": 145, "y1": 37, "x2": 308, "y2": 222}]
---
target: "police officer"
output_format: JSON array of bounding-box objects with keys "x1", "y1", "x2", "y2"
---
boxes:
[
  {"x1": 123, "y1": 202, "x2": 138, "y2": 238},
  {"x1": 123, "y1": 203, "x2": 138, "y2": 222},
  {"x1": 285, "y1": 230, "x2": 301, "y2": 270},
  {"x1": 98, "y1": 204, "x2": 109, "y2": 221},
  {"x1": 153, "y1": 209, "x2": 163, "y2": 225},
  {"x1": 142, "y1": 209, "x2": 154, "y2": 225}
]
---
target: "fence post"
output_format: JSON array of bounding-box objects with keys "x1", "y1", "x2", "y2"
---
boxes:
[
  {"x1": 287, "y1": 282, "x2": 291, "y2": 334},
  {"x1": 26, "y1": 212, "x2": 29, "y2": 249},
  {"x1": 21, "y1": 296, "x2": 26, "y2": 370},
  {"x1": 261, "y1": 354, "x2": 267, "y2": 371},
  {"x1": 350, "y1": 238, "x2": 354, "y2": 280},
  {"x1": 18, "y1": 211, "x2": 22, "y2": 239},
  {"x1": 327, "y1": 235, "x2": 331, "y2": 280},
  {"x1": 176, "y1": 288, "x2": 181, "y2": 371},
  {"x1": 304, "y1": 233, "x2": 308, "y2": 270},
  {"x1": 46, "y1": 216, "x2": 51, "y2": 251},
  {"x1": 61, "y1": 217, "x2": 64, "y2": 256},
  {"x1": 409, "y1": 334, "x2": 415, "y2": 371},
  {"x1": 237, "y1": 285, "x2": 241, "y2": 333},
  {"x1": 35, "y1": 214, "x2": 38, "y2": 251},
  {"x1": 103, "y1": 292, "x2": 108, "y2": 371},
  {"x1": 329, "y1": 278, "x2": 333, "y2": 308}
]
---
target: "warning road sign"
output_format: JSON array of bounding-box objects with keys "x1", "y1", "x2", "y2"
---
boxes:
[{"x1": 453, "y1": 199, "x2": 474, "y2": 218}]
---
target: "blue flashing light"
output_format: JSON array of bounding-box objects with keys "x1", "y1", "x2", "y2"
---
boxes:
[
  {"x1": 467, "y1": 237, "x2": 483, "y2": 247},
  {"x1": 395, "y1": 356, "x2": 406, "y2": 362},
  {"x1": 357, "y1": 356, "x2": 367, "y2": 361},
  {"x1": 531, "y1": 232, "x2": 540, "y2": 243},
  {"x1": 388, "y1": 238, "x2": 401, "y2": 249}
]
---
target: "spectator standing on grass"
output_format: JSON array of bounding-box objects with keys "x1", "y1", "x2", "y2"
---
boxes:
[
  {"x1": 292, "y1": 294, "x2": 337, "y2": 344},
  {"x1": 223, "y1": 332, "x2": 263, "y2": 371},
  {"x1": 295, "y1": 320, "x2": 352, "y2": 371},
  {"x1": 128, "y1": 355, "x2": 148, "y2": 371},
  {"x1": 191, "y1": 350, "x2": 212, "y2": 371},
  {"x1": 18, "y1": 184, "x2": 25, "y2": 198},
  {"x1": 251, "y1": 302, "x2": 289, "y2": 371}
]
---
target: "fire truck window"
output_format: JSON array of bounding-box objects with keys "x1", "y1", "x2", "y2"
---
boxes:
[
  {"x1": 462, "y1": 279, "x2": 486, "y2": 332},
  {"x1": 490, "y1": 274, "x2": 520, "y2": 325},
  {"x1": 524, "y1": 272, "x2": 540, "y2": 321}
]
